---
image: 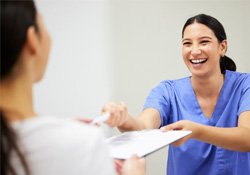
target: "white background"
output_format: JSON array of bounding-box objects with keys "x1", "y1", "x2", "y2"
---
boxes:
[{"x1": 35, "y1": 0, "x2": 250, "y2": 174}]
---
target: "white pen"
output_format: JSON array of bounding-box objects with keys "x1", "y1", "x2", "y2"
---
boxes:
[{"x1": 91, "y1": 113, "x2": 110, "y2": 125}]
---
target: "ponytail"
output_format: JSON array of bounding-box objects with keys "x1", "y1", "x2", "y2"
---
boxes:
[
  {"x1": 0, "y1": 111, "x2": 30, "y2": 175},
  {"x1": 220, "y1": 56, "x2": 236, "y2": 74}
]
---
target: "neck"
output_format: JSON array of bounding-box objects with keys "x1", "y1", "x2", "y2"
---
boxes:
[
  {"x1": 0, "y1": 75, "x2": 36, "y2": 122},
  {"x1": 191, "y1": 72, "x2": 224, "y2": 98}
]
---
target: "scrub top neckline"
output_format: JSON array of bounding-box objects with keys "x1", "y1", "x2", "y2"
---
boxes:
[{"x1": 187, "y1": 71, "x2": 230, "y2": 122}]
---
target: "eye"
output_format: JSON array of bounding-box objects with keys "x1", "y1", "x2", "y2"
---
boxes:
[
  {"x1": 200, "y1": 40, "x2": 209, "y2": 45},
  {"x1": 183, "y1": 42, "x2": 191, "y2": 46}
]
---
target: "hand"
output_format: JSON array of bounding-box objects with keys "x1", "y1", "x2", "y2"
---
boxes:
[
  {"x1": 75, "y1": 118, "x2": 100, "y2": 127},
  {"x1": 101, "y1": 102, "x2": 129, "y2": 127},
  {"x1": 114, "y1": 159, "x2": 125, "y2": 175},
  {"x1": 160, "y1": 120, "x2": 202, "y2": 146},
  {"x1": 76, "y1": 118, "x2": 93, "y2": 124},
  {"x1": 121, "y1": 155, "x2": 146, "y2": 175}
]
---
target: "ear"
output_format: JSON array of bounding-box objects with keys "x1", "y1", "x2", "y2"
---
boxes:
[
  {"x1": 25, "y1": 26, "x2": 40, "y2": 56},
  {"x1": 220, "y1": 40, "x2": 227, "y2": 56}
]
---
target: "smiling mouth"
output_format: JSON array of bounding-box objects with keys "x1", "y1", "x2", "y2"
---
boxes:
[{"x1": 190, "y1": 59, "x2": 208, "y2": 64}]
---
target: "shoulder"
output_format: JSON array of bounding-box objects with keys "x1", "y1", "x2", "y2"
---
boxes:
[
  {"x1": 227, "y1": 70, "x2": 250, "y2": 78},
  {"x1": 146, "y1": 77, "x2": 190, "y2": 100},
  {"x1": 12, "y1": 116, "x2": 115, "y2": 175},
  {"x1": 12, "y1": 116, "x2": 106, "y2": 159},
  {"x1": 14, "y1": 116, "x2": 101, "y2": 138},
  {"x1": 157, "y1": 76, "x2": 189, "y2": 88},
  {"x1": 226, "y1": 70, "x2": 250, "y2": 87},
  {"x1": 14, "y1": 116, "x2": 104, "y2": 150}
]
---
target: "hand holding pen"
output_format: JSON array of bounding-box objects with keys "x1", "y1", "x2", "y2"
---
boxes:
[
  {"x1": 91, "y1": 113, "x2": 110, "y2": 125},
  {"x1": 101, "y1": 101, "x2": 129, "y2": 127}
]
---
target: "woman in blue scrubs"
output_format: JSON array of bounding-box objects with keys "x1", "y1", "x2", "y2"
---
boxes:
[{"x1": 102, "y1": 14, "x2": 250, "y2": 175}]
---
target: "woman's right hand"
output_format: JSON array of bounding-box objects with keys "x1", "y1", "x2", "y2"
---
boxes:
[{"x1": 101, "y1": 102, "x2": 129, "y2": 128}]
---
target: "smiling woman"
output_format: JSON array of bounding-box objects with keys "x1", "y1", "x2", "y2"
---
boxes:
[
  {"x1": 182, "y1": 14, "x2": 236, "y2": 77},
  {"x1": 102, "y1": 14, "x2": 250, "y2": 175}
]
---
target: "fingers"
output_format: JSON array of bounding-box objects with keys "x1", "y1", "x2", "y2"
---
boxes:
[
  {"x1": 76, "y1": 118, "x2": 100, "y2": 127},
  {"x1": 160, "y1": 122, "x2": 182, "y2": 131},
  {"x1": 160, "y1": 120, "x2": 195, "y2": 146},
  {"x1": 114, "y1": 159, "x2": 125, "y2": 175},
  {"x1": 122, "y1": 155, "x2": 146, "y2": 175},
  {"x1": 102, "y1": 101, "x2": 128, "y2": 127},
  {"x1": 160, "y1": 120, "x2": 192, "y2": 131},
  {"x1": 76, "y1": 118, "x2": 93, "y2": 124}
]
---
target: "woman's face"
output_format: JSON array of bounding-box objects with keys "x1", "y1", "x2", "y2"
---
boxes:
[
  {"x1": 34, "y1": 13, "x2": 51, "y2": 82},
  {"x1": 182, "y1": 22, "x2": 226, "y2": 78}
]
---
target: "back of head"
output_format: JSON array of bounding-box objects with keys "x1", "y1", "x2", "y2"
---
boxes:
[
  {"x1": 1, "y1": 0, "x2": 38, "y2": 79},
  {"x1": 1, "y1": 1, "x2": 37, "y2": 175},
  {"x1": 182, "y1": 14, "x2": 236, "y2": 74}
]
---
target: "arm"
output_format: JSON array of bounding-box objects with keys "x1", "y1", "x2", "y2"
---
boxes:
[
  {"x1": 161, "y1": 111, "x2": 250, "y2": 152},
  {"x1": 119, "y1": 108, "x2": 162, "y2": 131},
  {"x1": 102, "y1": 102, "x2": 161, "y2": 131}
]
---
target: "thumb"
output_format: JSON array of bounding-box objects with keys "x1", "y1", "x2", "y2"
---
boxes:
[{"x1": 160, "y1": 122, "x2": 182, "y2": 131}]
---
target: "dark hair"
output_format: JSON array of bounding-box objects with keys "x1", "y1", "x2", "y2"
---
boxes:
[
  {"x1": 1, "y1": 0, "x2": 38, "y2": 78},
  {"x1": 1, "y1": 1, "x2": 38, "y2": 175},
  {"x1": 182, "y1": 14, "x2": 236, "y2": 74},
  {"x1": 1, "y1": 111, "x2": 30, "y2": 175}
]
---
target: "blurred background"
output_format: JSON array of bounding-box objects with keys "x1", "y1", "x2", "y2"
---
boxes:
[{"x1": 35, "y1": 0, "x2": 250, "y2": 174}]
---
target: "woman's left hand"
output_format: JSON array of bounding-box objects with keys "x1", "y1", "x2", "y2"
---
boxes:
[{"x1": 160, "y1": 120, "x2": 202, "y2": 146}]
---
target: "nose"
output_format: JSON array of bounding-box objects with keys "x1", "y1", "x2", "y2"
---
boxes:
[{"x1": 191, "y1": 44, "x2": 201, "y2": 56}]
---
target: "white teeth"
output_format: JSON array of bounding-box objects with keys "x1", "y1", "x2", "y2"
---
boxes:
[{"x1": 190, "y1": 59, "x2": 207, "y2": 64}]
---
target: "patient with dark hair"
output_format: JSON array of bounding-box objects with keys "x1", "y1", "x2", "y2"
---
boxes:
[{"x1": 0, "y1": 1, "x2": 146, "y2": 175}]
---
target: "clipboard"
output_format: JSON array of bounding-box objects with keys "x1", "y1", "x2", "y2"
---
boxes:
[{"x1": 105, "y1": 129, "x2": 192, "y2": 159}]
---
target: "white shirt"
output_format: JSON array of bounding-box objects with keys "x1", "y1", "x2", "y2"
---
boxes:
[{"x1": 11, "y1": 116, "x2": 115, "y2": 175}]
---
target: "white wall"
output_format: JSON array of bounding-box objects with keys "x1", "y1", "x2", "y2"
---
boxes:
[
  {"x1": 35, "y1": 0, "x2": 114, "y2": 118},
  {"x1": 109, "y1": 0, "x2": 250, "y2": 116},
  {"x1": 35, "y1": 0, "x2": 250, "y2": 175}
]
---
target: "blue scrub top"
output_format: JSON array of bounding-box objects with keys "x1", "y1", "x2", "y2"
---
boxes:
[{"x1": 143, "y1": 70, "x2": 250, "y2": 175}]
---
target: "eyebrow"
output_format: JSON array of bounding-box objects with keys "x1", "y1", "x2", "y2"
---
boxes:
[{"x1": 182, "y1": 36, "x2": 212, "y2": 42}]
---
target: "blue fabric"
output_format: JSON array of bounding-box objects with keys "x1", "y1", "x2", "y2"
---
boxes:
[{"x1": 143, "y1": 70, "x2": 250, "y2": 175}]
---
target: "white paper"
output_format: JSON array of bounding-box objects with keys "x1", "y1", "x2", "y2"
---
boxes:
[{"x1": 105, "y1": 129, "x2": 192, "y2": 159}]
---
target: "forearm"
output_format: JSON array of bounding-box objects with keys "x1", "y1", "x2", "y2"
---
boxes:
[
  {"x1": 196, "y1": 125, "x2": 250, "y2": 152},
  {"x1": 118, "y1": 114, "x2": 146, "y2": 132},
  {"x1": 118, "y1": 109, "x2": 161, "y2": 132}
]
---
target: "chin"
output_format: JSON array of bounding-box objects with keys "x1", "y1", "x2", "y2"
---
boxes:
[
  {"x1": 190, "y1": 69, "x2": 208, "y2": 78},
  {"x1": 34, "y1": 74, "x2": 45, "y2": 83}
]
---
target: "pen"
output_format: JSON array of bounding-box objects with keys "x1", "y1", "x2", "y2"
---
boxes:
[{"x1": 91, "y1": 113, "x2": 110, "y2": 124}]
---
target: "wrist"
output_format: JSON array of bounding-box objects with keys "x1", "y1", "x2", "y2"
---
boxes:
[{"x1": 194, "y1": 123, "x2": 205, "y2": 140}]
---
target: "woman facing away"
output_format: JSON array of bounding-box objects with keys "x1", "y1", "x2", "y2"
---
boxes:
[
  {"x1": 102, "y1": 14, "x2": 250, "y2": 175},
  {"x1": 0, "y1": 1, "x2": 145, "y2": 175}
]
